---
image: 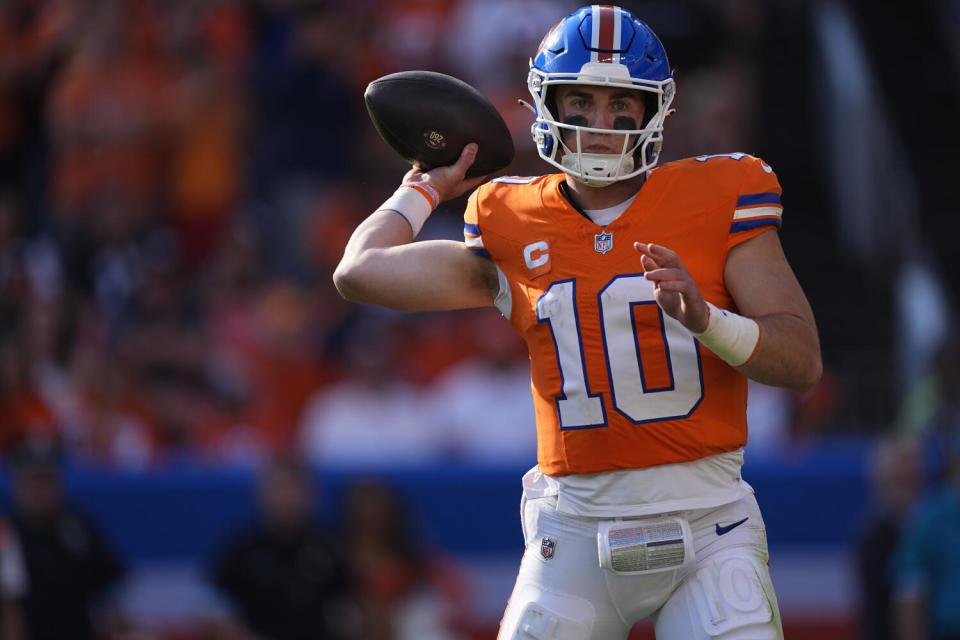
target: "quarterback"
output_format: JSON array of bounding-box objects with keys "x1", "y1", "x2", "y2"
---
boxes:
[{"x1": 334, "y1": 5, "x2": 820, "y2": 639}]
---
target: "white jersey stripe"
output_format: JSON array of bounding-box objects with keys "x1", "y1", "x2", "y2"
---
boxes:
[{"x1": 733, "y1": 206, "x2": 783, "y2": 220}]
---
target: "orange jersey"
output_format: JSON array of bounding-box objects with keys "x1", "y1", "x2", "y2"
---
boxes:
[{"x1": 463, "y1": 153, "x2": 783, "y2": 476}]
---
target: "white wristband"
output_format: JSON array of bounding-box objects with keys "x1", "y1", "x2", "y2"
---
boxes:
[
  {"x1": 695, "y1": 302, "x2": 761, "y2": 367},
  {"x1": 376, "y1": 183, "x2": 440, "y2": 237}
]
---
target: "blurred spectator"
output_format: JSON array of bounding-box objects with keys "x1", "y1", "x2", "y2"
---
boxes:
[
  {"x1": 300, "y1": 316, "x2": 443, "y2": 466},
  {"x1": 894, "y1": 436, "x2": 960, "y2": 640},
  {"x1": 855, "y1": 436, "x2": 923, "y2": 640},
  {"x1": 443, "y1": 0, "x2": 570, "y2": 92},
  {"x1": 48, "y1": 2, "x2": 183, "y2": 228},
  {"x1": 744, "y1": 379, "x2": 794, "y2": 457},
  {"x1": 896, "y1": 339, "x2": 960, "y2": 485},
  {"x1": 0, "y1": 516, "x2": 26, "y2": 640},
  {"x1": 0, "y1": 0, "x2": 74, "y2": 208},
  {"x1": 7, "y1": 438, "x2": 125, "y2": 640},
  {"x1": 344, "y1": 480, "x2": 473, "y2": 640},
  {"x1": 247, "y1": 2, "x2": 358, "y2": 274},
  {"x1": 167, "y1": 2, "x2": 250, "y2": 267},
  {"x1": 211, "y1": 455, "x2": 361, "y2": 640},
  {"x1": 207, "y1": 275, "x2": 332, "y2": 454},
  {"x1": 0, "y1": 338, "x2": 56, "y2": 455},
  {"x1": 425, "y1": 309, "x2": 535, "y2": 463}
]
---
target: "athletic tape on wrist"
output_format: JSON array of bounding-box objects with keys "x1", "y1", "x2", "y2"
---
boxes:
[
  {"x1": 695, "y1": 302, "x2": 761, "y2": 367},
  {"x1": 375, "y1": 183, "x2": 439, "y2": 237}
]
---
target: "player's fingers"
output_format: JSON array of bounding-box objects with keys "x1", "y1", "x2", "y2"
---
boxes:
[
  {"x1": 653, "y1": 280, "x2": 689, "y2": 292},
  {"x1": 640, "y1": 255, "x2": 659, "y2": 271},
  {"x1": 648, "y1": 243, "x2": 682, "y2": 266},
  {"x1": 404, "y1": 166, "x2": 424, "y2": 182},
  {"x1": 637, "y1": 246, "x2": 660, "y2": 270},
  {"x1": 643, "y1": 268, "x2": 686, "y2": 282},
  {"x1": 639, "y1": 254, "x2": 659, "y2": 272},
  {"x1": 637, "y1": 242, "x2": 678, "y2": 267},
  {"x1": 453, "y1": 143, "x2": 479, "y2": 174}
]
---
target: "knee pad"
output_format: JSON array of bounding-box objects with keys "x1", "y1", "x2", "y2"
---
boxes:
[
  {"x1": 500, "y1": 588, "x2": 595, "y2": 640},
  {"x1": 658, "y1": 551, "x2": 782, "y2": 639}
]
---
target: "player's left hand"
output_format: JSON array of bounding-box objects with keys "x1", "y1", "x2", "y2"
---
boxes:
[{"x1": 634, "y1": 242, "x2": 710, "y2": 334}]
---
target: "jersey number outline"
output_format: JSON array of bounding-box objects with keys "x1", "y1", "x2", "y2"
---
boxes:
[{"x1": 536, "y1": 274, "x2": 704, "y2": 429}]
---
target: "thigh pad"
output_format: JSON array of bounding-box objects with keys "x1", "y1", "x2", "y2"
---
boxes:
[
  {"x1": 658, "y1": 549, "x2": 782, "y2": 639},
  {"x1": 501, "y1": 589, "x2": 596, "y2": 640}
]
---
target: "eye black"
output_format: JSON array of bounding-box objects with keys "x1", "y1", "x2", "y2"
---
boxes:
[{"x1": 563, "y1": 115, "x2": 589, "y2": 127}]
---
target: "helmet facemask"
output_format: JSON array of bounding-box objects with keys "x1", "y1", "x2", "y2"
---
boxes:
[{"x1": 528, "y1": 63, "x2": 675, "y2": 187}]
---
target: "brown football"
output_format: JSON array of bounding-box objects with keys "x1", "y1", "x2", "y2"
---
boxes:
[{"x1": 364, "y1": 70, "x2": 515, "y2": 177}]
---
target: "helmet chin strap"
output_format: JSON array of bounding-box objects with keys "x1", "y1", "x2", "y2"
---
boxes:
[
  {"x1": 558, "y1": 114, "x2": 640, "y2": 186},
  {"x1": 562, "y1": 153, "x2": 636, "y2": 187}
]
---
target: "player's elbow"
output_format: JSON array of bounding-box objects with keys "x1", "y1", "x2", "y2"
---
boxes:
[
  {"x1": 332, "y1": 260, "x2": 367, "y2": 303},
  {"x1": 791, "y1": 351, "x2": 823, "y2": 393}
]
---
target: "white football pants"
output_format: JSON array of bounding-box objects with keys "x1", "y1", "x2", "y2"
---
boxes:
[{"x1": 498, "y1": 494, "x2": 783, "y2": 639}]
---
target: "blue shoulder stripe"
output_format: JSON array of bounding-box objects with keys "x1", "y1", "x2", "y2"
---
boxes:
[
  {"x1": 464, "y1": 223, "x2": 481, "y2": 235},
  {"x1": 736, "y1": 192, "x2": 781, "y2": 207},
  {"x1": 730, "y1": 218, "x2": 782, "y2": 233},
  {"x1": 468, "y1": 247, "x2": 491, "y2": 258}
]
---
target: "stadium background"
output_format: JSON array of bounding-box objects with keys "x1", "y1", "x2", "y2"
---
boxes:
[{"x1": 0, "y1": 0, "x2": 958, "y2": 638}]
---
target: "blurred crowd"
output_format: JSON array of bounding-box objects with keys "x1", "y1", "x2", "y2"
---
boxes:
[
  {"x1": 0, "y1": 442, "x2": 476, "y2": 640},
  {"x1": 0, "y1": 0, "x2": 555, "y2": 470}
]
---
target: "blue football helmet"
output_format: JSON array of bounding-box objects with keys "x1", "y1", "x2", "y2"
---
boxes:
[{"x1": 527, "y1": 5, "x2": 675, "y2": 186}]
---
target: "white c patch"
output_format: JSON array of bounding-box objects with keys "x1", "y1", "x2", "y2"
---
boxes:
[{"x1": 524, "y1": 241, "x2": 550, "y2": 269}]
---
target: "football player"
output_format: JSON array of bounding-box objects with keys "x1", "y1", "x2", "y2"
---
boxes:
[{"x1": 334, "y1": 5, "x2": 820, "y2": 639}]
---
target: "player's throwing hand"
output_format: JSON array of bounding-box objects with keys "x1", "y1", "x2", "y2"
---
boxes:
[
  {"x1": 403, "y1": 143, "x2": 487, "y2": 203},
  {"x1": 635, "y1": 242, "x2": 710, "y2": 334}
]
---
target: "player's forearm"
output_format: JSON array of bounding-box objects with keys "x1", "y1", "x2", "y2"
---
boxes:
[{"x1": 734, "y1": 313, "x2": 822, "y2": 392}]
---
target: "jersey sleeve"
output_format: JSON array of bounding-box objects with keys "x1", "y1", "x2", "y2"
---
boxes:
[
  {"x1": 727, "y1": 156, "x2": 783, "y2": 251},
  {"x1": 463, "y1": 186, "x2": 490, "y2": 258}
]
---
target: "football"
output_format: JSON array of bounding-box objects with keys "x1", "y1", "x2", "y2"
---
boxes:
[{"x1": 364, "y1": 70, "x2": 515, "y2": 178}]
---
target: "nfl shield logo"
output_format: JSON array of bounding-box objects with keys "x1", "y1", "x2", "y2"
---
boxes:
[
  {"x1": 594, "y1": 231, "x2": 614, "y2": 254},
  {"x1": 540, "y1": 537, "x2": 556, "y2": 560}
]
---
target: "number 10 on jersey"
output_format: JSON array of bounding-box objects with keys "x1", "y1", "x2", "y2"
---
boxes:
[{"x1": 536, "y1": 274, "x2": 704, "y2": 429}]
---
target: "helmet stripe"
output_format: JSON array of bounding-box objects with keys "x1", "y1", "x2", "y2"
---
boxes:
[
  {"x1": 612, "y1": 6, "x2": 622, "y2": 63},
  {"x1": 598, "y1": 5, "x2": 615, "y2": 62},
  {"x1": 590, "y1": 5, "x2": 601, "y2": 61}
]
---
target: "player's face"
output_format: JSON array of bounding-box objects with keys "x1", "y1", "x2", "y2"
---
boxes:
[{"x1": 554, "y1": 85, "x2": 646, "y2": 154}]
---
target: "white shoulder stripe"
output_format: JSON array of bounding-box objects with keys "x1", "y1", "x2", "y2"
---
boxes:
[
  {"x1": 491, "y1": 176, "x2": 537, "y2": 184},
  {"x1": 733, "y1": 206, "x2": 783, "y2": 220}
]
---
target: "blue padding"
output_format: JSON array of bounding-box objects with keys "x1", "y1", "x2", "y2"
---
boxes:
[
  {"x1": 736, "y1": 192, "x2": 781, "y2": 206},
  {"x1": 0, "y1": 439, "x2": 871, "y2": 563},
  {"x1": 731, "y1": 218, "x2": 782, "y2": 233}
]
